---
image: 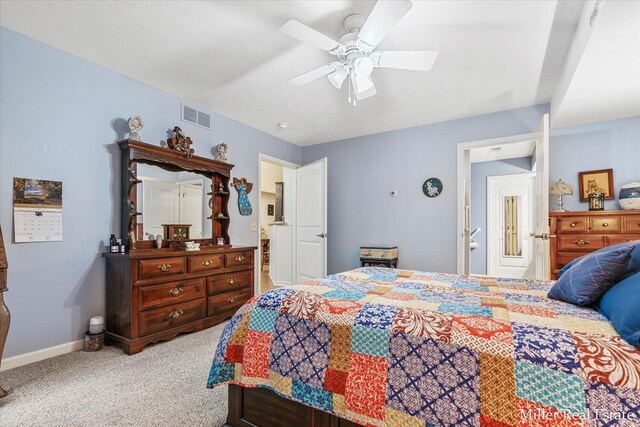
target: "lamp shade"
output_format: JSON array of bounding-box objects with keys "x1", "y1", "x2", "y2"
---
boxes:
[{"x1": 550, "y1": 179, "x2": 574, "y2": 196}]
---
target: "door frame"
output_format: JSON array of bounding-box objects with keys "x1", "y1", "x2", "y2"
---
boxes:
[
  {"x1": 257, "y1": 154, "x2": 300, "y2": 294},
  {"x1": 456, "y1": 132, "x2": 539, "y2": 275},
  {"x1": 486, "y1": 172, "x2": 536, "y2": 278}
]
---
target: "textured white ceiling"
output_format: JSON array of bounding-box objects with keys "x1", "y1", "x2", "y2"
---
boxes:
[{"x1": 0, "y1": 1, "x2": 581, "y2": 145}]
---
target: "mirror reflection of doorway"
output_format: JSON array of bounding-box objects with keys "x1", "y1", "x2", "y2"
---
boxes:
[{"x1": 137, "y1": 164, "x2": 207, "y2": 241}]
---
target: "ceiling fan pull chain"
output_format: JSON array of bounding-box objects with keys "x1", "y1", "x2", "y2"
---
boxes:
[{"x1": 347, "y1": 75, "x2": 352, "y2": 104}]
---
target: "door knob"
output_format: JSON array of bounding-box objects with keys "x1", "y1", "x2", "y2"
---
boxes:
[
  {"x1": 316, "y1": 233, "x2": 327, "y2": 238},
  {"x1": 529, "y1": 232, "x2": 550, "y2": 240}
]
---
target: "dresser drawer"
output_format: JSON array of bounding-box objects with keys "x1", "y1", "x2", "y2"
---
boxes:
[
  {"x1": 556, "y1": 216, "x2": 588, "y2": 233},
  {"x1": 138, "y1": 298, "x2": 205, "y2": 337},
  {"x1": 225, "y1": 251, "x2": 253, "y2": 268},
  {"x1": 188, "y1": 253, "x2": 224, "y2": 273},
  {"x1": 608, "y1": 235, "x2": 640, "y2": 246},
  {"x1": 557, "y1": 235, "x2": 604, "y2": 252},
  {"x1": 590, "y1": 217, "x2": 621, "y2": 232},
  {"x1": 138, "y1": 257, "x2": 186, "y2": 279},
  {"x1": 556, "y1": 252, "x2": 585, "y2": 267},
  {"x1": 207, "y1": 289, "x2": 251, "y2": 317},
  {"x1": 207, "y1": 271, "x2": 252, "y2": 295},
  {"x1": 625, "y1": 215, "x2": 640, "y2": 232},
  {"x1": 138, "y1": 278, "x2": 205, "y2": 310}
]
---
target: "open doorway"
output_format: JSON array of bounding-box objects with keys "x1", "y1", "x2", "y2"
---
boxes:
[
  {"x1": 258, "y1": 155, "x2": 298, "y2": 293},
  {"x1": 457, "y1": 114, "x2": 550, "y2": 279}
]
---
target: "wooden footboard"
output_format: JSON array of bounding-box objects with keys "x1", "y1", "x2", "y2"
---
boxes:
[{"x1": 226, "y1": 384, "x2": 362, "y2": 427}]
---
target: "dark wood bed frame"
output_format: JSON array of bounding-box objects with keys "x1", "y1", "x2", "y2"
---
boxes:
[{"x1": 226, "y1": 385, "x2": 362, "y2": 427}]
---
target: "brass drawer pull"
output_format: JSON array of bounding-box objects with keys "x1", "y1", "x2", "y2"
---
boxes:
[
  {"x1": 235, "y1": 255, "x2": 245, "y2": 262},
  {"x1": 202, "y1": 259, "x2": 213, "y2": 266},
  {"x1": 570, "y1": 223, "x2": 577, "y2": 228},
  {"x1": 157, "y1": 264, "x2": 172, "y2": 272},
  {"x1": 168, "y1": 286, "x2": 184, "y2": 297},
  {"x1": 168, "y1": 309, "x2": 184, "y2": 319},
  {"x1": 228, "y1": 297, "x2": 238, "y2": 304},
  {"x1": 602, "y1": 223, "x2": 609, "y2": 227},
  {"x1": 573, "y1": 240, "x2": 590, "y2": 246},
  {"x1": 227, "y1": 278, "x2": 237, "y2": 285}
]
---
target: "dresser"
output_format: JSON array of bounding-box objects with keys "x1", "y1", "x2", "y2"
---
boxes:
[
  {"x1": 105, "y1": 138, "x2": 256, "y2": 354},
  {"x1": 104, "y1": 246, "x2": 254, "y2": 354},
  {"x1": 550, "y1": 210, "x2": 640, "y2": 279}
]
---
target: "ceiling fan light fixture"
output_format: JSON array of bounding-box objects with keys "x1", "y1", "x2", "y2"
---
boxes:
[{"x1": 328, "y1": 66, "x2": 349, "y2": 89}]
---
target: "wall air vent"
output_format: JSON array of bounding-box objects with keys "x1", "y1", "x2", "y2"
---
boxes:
[{"x1": 181, "y1": 103, "x2": 211, "y2": 130}]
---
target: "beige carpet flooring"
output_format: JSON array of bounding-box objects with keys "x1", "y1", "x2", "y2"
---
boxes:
[{"x1": 0, "y1": 322, "x2": 228, "y2": 427}]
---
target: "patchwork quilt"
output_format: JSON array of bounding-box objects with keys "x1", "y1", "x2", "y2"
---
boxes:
[{"x1": 207, "y1": 268, "x2": 640, "y2": 426}]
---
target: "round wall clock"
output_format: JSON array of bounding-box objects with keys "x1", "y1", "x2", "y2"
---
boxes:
[{"x1": 422, "y1": 178, "x2": 443, "y2": 198}]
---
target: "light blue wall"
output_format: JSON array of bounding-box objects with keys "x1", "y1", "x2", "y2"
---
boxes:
[
  {"x1": 549, "y1": 116, "x2": 640, "y2": 211},
  {"x1": 0, "y1": 28, "x2": 302, "y2": 358},
  {"x1": 469, "y1": 158, "x2": 533, "y2": 275},
  {"x1": 302, "y1": 104, "x2": 550, "y2": 274}
]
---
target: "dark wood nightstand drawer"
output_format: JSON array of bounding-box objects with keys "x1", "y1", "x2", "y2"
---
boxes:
[
  {"x1": 590, "y1": 217, "x2": 621, "y2": 232},
  {"x1": 557, "y1": 235, "x2": 604, "y2": 251},
  {"x1": 138, "y1": 257, "x2": 186, "y2": 279},
  {"x1": 188, "y1": 253, "x2": 224, "y2": 273},
  {"x1": 138, "y1": 278, "x2": 205, "y2": 310},
  {"x1": 138, "y1": 298, "x2": 205, "y2": 337},
  {"x1": 207, "y1": 271, "x2": 252, "y2": 295},
  {"x1": 225, "y1": 251, "x2": 253, "y2": 268},
  {"x1": 556, "y1": 216, "x2": 588, "y2": 233},
  {"x1": 207, "y1": 289, "x2": 251, "y2": 317}
]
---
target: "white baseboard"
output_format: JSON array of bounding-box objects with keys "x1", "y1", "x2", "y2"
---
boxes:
[{"x1": 1, "y1": 339, "x2": 84, "y2": 372}]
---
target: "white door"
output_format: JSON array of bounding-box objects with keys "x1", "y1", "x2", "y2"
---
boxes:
[
  {"x1": 488, "y1": 173, "x2": 535, "y2": 278},
  {"x1": 533, "y1": 114, "x2": 551, "y2": 280},
  {"x1": 296, "y1": 158, "x2": 327, "y2": 284},
  {"x1": 143, "y1": 180, "x2": 179, "y2": 238},
  {"x1": 179, "y1": 183, "x2": 204, "y2": 239}
]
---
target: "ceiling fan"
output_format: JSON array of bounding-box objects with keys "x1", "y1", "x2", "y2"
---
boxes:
[{"x1": 279, "y1": 0, "x2": 438, "y2": 105}]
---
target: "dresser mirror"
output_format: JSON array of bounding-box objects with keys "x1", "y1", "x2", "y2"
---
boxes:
[
  {"x1": 136, "y1": 163, "x2": 212, "y2": 240},
  {"x1": 118, "y1": 139, "x2": 233, "y2": 249}
]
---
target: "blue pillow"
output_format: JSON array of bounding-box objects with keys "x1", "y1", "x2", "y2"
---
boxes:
[
  {"x1": 558, "y1": 240, "x2": 640, "y2": 278},
  {"x1": 548, "y1": 244, "x2": 634, "y2": 306},
  {"x1": 596, "y1": 272, "x2": 640, "y2": 349}
]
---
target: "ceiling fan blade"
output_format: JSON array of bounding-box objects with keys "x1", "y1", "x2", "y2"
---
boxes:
[
  {"x1": 279, "y1": 20, "x2": 344, "y2": 54},
  {"x1": 288, "y1": 62, "x2": 340, "y2": 86},
  {"x1": 356, "y1": 0, "x2": 413, "y2": 52},
  {"x1": 371, "y1": 51, "x2": 438, "y2": 71},
  {"x1": 356, "y1": 80, "x2": 377, "y2": 101}
]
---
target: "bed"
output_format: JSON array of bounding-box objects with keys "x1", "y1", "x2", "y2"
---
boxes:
[{"x1": 207, "y1": 267, "x2": 640, "y2": 426}]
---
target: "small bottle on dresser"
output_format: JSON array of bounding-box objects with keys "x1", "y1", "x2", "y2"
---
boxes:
[
  {"x1": 109, "y1": 234, "x2": 118, "y2": 253},
  {"x1": 117, "y1": 239, "x2": 125, "y2": 254}
]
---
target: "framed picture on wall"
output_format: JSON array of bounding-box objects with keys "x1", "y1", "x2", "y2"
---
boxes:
[
  {"x1": 267, "y1": 204, "x2": 274, "y2": 216},
  {"x1": 578, "y1": 169, "x2": 614, "y2": 201}
]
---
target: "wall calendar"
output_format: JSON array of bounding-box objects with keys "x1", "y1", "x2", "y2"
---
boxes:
[{"x1": 13, "y1": 178, "x2": 63, "y2": 243}]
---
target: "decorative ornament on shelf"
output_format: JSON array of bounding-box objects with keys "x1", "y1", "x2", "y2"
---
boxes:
[
  {"x1": 232, "y1": 177, "x2": 253, "y2": 216},
  {"x1": 216, "y1": 143, "x2": 228, "y2": 163},
  {"x1": 422, "y1": 178, "x2": 442, "y2": 198},
  {"x1": 588, "y1": 192, "x2": 605, "y2": 211},
  {"x1": 167, "y1": 126, "x2": 195, "y2": 158},
  {"x1": 550, "y1": 179, "x2": 574, "y2": 212},
  {"x1": 128, "y1": 115, "x2": 144, "y2": 141},
  {"x1": 619, "y1": 182, "x2": 640, "y2": 210}
]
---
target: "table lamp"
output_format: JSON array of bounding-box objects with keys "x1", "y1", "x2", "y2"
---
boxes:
[{"x1": 550, "y1": 179, "x2": 574, "y2": 212}]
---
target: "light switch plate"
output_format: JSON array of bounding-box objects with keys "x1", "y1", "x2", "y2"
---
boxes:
[{"x1": 250, "y1": 222, "x2": 257, "y2": 231}]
